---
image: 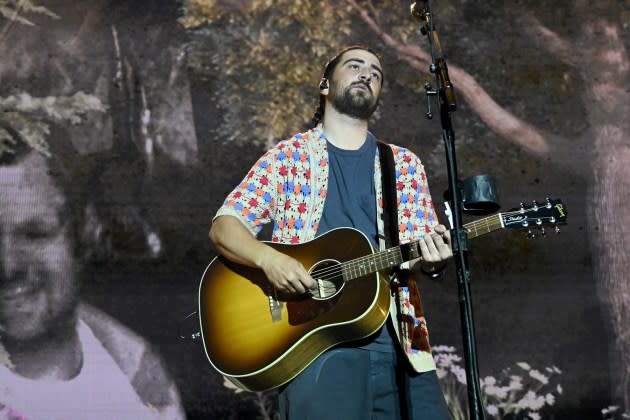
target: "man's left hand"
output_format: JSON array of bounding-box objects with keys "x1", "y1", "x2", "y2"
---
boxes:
[
  {"x1": 404, "y1": 224, "x2": 452, "y2": 275},
  {"x1": 419, "y1": 224, "x2": 452, "y2": 263}
]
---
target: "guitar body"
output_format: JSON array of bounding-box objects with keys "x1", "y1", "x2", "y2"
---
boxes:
[{"x1": 198, "y1": 227, "x2": 391, "y2": 391}]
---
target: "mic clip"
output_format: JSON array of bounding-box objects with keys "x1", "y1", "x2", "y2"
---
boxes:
[{"x1": 424, "y1": 83, "x2": 437, "y2": 119}]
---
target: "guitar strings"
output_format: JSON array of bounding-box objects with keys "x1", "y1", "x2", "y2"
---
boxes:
[
  {"x1": 308, "y1": 210, "x2": 552, "y2": 282},
  {"x1": 308, "y1": 247, "x2": 400, "y2": 296},
  {"x1": 312, "y1": 229, "x2": 557, "y2": 287},
  {"x1": 310, "y1": 242, "x2": 409, "y2": 295},
  {"x1": 309, "y1": 249, "x2": 400, "y2": 281},
  {"x1": 306, "y1": 215, "x2": 505, "y2": 281},
  {"x1": 307, "y1": 209, "x2": 558, "y2": 286},
  {"x1": 308, "y1": 247, "x2": 404, "y2": 283},
  {"x1": 309, "y1": 216, "x2": 560, "y2": 296}
]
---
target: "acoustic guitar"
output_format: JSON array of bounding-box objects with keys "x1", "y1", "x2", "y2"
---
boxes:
[{"x1": 198, "y1": 198, "x2": 567, "y2": 391}]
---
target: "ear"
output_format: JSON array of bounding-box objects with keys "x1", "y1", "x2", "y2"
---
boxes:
[{"x1": 319, "y1": 78, "x2": 329, "y2": 96}]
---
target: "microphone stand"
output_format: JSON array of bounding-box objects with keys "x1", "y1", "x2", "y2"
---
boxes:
[{"x1": 410, "y1": 2, "x2": 486, "y2": 419}]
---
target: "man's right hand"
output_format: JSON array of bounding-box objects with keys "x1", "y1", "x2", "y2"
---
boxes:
[
  {"x1": 258, "y1": 248, "x2": 316, "y2": 295},
  {"x1": 209, "y1": 216, "x2": 316, "y2": 296}
]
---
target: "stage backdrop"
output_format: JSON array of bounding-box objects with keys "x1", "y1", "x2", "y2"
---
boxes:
[{"x1": 1, "y1": 0, "x2": 628, "y2": 419}]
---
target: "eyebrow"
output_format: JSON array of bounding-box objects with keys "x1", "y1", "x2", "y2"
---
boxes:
[
  {"x1": 16, "y1": 213, "x2": 63, "y2": 229},
  {"x1": 342, "y1": 58, "x2": 383, "y2": 80}
]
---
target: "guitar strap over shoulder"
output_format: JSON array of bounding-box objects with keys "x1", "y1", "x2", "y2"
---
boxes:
[
  {"x1": 376, "y1": 141, "x2": 399, "y2": 250},
  {"x1": 377, "y1": 142, "x2": 435, "y2": 377}
]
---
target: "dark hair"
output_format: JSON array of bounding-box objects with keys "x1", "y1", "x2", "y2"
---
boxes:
[
  {"x1": 0, "y1": 127, "x2": 92, "y2": 255},
  {"x1": 309, "y1": 45, "x2": 383, "y2": 128}
]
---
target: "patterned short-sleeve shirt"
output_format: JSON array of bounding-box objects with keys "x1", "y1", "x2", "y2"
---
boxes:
[{"x1": 214, "y1": 125, "x2": 440, "y2": 372}]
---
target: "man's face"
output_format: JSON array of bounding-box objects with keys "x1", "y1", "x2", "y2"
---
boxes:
[
  {"x1": 0, "y1": 152, "x2": 79, "y2": 342},
  {"x1": 328, "y1": 49, "x2": 383, "y2": 120}
]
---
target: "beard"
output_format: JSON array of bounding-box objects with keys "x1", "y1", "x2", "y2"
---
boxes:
[{"x1": 330, "y1": 82, "x2": 379, "y2": 120}]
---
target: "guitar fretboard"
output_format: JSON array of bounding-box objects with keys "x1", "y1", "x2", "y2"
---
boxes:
[
  {"x1": 340, "y1": 213, "x2": 503, "y2": 281},
  {"x1": 341, "y1": 247, "x2": 405, "y2": 280},
  {"x1": 464, "y1": 214, "x2": 503, "y2": 239}
]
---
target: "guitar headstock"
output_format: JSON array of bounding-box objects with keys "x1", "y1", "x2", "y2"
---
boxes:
[{"x1": 501, "y1": 198, "x2": 567, "y2": 237}]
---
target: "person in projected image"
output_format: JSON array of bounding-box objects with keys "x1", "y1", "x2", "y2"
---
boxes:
[{"x1": 0, "y1": 136, "x2": 185, "y2": 420}]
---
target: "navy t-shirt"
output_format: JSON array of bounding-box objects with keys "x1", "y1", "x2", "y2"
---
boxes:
[
  {"x1": 316, "y1": 132, "x2": 393, "y2": 352},
  {"x1": 317, "y1": 133, "x2": 378, "y2": 248}
]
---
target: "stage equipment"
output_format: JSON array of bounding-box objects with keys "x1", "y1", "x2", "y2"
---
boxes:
[{"x1": 412, "y1": 1, "x2": 493, "y2": 418}]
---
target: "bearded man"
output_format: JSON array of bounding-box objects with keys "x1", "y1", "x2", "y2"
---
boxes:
[{"x1": 210, "y1": 45, "x2": 453, "y2": 419}]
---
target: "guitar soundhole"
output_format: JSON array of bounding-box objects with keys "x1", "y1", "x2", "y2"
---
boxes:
[{"x1": 309, "y1": 259, "x2": 344, "y2": 301}]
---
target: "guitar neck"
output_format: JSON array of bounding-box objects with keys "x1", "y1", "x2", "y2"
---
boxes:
[
  {"x1": 341, "y1": 213, "x2": 504, "y2": 281},
  {"x1": 463, "y1": 212, "x2": 504, "y2": 239}
]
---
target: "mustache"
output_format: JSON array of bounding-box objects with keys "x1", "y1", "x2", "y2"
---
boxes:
[{"x1": 350, "y1": 81, "x2": 372, "y2": 93}]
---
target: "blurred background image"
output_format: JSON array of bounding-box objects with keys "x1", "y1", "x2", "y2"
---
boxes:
[{"x1": 1, "y1": 1, "x2": 628, "y2": 418}]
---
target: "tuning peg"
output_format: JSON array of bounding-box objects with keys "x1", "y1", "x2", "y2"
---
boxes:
[
  {"x1": 527, "y1": 229, "x2": 536, "y2": 239},
  {"x1": 540, "y1": 227, "x2": 546, "y2": 237},
  {"x1": 531, "y1": 200, "x2": 539, "y2": 211},
  {"x1": 555, "y1": 226, "x2": 561, "y2": 234},
  {"x1": 545, "y1": 198, "x2": 552, "y2": 208}
]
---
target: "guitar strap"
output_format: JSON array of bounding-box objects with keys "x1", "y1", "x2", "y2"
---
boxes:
[
  {"x1": 376, "y1": 141, "x2": 399, "y2": 251},
  {"x1": 376, "y1": 140, "x2": 415, "y2": 418},
  {"x1": 376, "y1": 141, "x2": 433, "y2": 395}
]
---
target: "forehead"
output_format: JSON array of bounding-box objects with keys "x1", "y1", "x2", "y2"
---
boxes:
[
  {"x1": 338, "y1": 49, "x2": 382, "y2": 71},
  {"x1": 0, "y1": 153, "x2": 65, "y2": 224}
]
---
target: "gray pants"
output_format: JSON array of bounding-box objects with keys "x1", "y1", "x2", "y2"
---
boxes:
[{"x1": 278, "y1": 345, "x2": 451, "y2": 420}]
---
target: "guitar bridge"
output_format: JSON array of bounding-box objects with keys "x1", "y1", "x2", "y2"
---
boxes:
[{"x1": 268, "y1": 290, "x2": 284, "y2": 322}]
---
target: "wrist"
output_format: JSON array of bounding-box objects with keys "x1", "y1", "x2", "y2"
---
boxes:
[
  {"x1": 419, "y1": 261, "x2": 446, "y2": 278},
  {"x1": 254, "y1": 244, "x2": 277, "y2": 271}
]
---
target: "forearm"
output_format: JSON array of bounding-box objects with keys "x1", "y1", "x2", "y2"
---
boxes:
[{"x1": 209, "y1": 215, "x2": 277, "y2": 269}]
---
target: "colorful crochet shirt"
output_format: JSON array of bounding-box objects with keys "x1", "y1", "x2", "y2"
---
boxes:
[{"x1": 214, "y1": 125, "x2": 441, "y2": 372}]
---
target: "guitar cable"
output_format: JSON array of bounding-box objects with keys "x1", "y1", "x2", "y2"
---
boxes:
[{"x1": 177, "y1": 310, "x2": 201, "y2": 341}]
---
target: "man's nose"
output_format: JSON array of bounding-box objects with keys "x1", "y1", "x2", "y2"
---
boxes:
[
  {"x1": 0, "y1": 234, "x2": 17, "y2": 279},
  {"x1": 358, "y1": 72, "x2": 372, "y2": 83}
]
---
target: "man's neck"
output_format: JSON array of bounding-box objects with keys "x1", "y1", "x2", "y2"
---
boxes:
[
  {"x1": 3, "y1": 317, "x2": 82, "y2": 380},
  {"x1": 321, "y1": 105, "x2": 369, "y2": 150}
]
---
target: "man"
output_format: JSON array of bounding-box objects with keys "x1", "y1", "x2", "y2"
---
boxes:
[
  {"x1": 210, "y1": 46, "x2": 452, "y2": 419},
  {"x1": 0, "y1": 138, "x2": 185, "y2": 419}
]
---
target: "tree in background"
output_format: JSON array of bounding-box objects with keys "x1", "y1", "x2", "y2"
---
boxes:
[
  {"x1": 0, "y1": 1, "x2": 105, "y2": 157},
  {"x1": 181, "y1": 0, "x2": 356, "y2": 147}
]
